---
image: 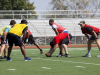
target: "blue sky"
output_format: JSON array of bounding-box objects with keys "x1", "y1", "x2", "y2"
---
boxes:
[{"x1": 29, "y1": 0, "x2": 52, "y2": 10}]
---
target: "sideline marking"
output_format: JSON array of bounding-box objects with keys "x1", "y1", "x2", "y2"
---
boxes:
[
  {"x1": 41, "y1": 67, "x2": 51, "y2": 69},
  {"x1": 7, "y1": 69, "x2": 16, "y2": 70}
]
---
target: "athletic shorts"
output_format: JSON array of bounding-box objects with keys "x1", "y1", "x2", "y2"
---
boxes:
[
  {"x1": 0, "y1": 37, "x2": 6, "y2": 45},
  {"x1": 7, "y1": 33, "x2": 22, "y2": 46},
  {"x1": 62, "y1": 34, "x2": 72, "y2": 45},
  {"x1": 50, "y1": 34, "x2": 72, "y2": 48},
  {"x1": 90, "y1": 32, "x2": 100, "y2": 40},
  {"x1": 24, "y1": 35, "x2": 35, "y2": 44}
]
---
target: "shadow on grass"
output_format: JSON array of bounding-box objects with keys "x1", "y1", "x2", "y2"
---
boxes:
[{"x1": 0, "y1": 59, "x2": 6, "y2": 62}]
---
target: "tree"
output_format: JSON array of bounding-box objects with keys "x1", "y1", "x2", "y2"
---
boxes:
[
  {"x1": 0, "y1": 0, "x2": 38, "y2": 19},
  {"x1": 43, "y1": 0, "x2": 99, "y2": 18}
]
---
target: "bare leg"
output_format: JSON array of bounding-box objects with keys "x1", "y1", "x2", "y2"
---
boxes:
[
  {"x1": 88, "y1": 39, "x2": 95, "y2": 51},
  {"x1": 83, "y1": 39, "x2": 94, "y2": 57},
  {"x1": 7, "y1": 46, "x2": 13, "y2": 57},
  {"x1": 58, "y1": 44, "x2": 63, "y2": 54},
  {"x1": 4, "y1": 44, "x2": 7, "y2": 56},
  {"x1": 95, "y1": 39, "x2": 100, "y2": 57},
  {"x1": 20, "y1": 45, "x2": 27, "y2": 58},
  {"x1": 62, "y1": 44, "x2": 68, "y2": 54},
  {"x1": 49, "y1": 44, "x2": 58, "y2": 55},
  {"x1": 0, "y1": 44, "x2": 5, "y2": 56},
  {"x1": 34, "y1": 42, "x2": 41, "y2": 50},
  {"x1": 95, "y1": 39, "x2": 100, "y2": 51}
]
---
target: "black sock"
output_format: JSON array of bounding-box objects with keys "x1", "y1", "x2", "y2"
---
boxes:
[
  {"x1": 60, "y1": 52, "x2": 63, "y2": 54},
  {"x1": 40, "y1": 49, "x2": 43, "y2": 51},
  {"x1": 65, "y1": 53, "x2": 68, "y2": 55}
]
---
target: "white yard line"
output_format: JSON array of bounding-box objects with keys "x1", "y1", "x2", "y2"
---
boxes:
[
  {"x1": 32, "y1": 58, "x2": 100, "y2": 66},
  {"x1": 7, "y1": 69, "x2": 16, "y2": 70},
  {"x1": 41, "y1": 67, "x2": 51, "y2": 69},
  {"x1": 75, "y1": 66, "x2": 85, "y2": 68}
]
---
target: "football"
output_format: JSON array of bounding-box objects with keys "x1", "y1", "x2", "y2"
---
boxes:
[{"x1": 45, "y1": 53, "x2": 52, "y2": 57}]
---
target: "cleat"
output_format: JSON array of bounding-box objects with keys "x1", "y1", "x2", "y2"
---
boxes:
[
  {"x1": 0, "y1": 56, "x2": 4, "y2": 59},
  {"x1": 64, "y1": 54, "x2": 69, "y2": 57},
  {"x1": 56, "y1": 54, "x2": 63, "y2": 57},
  {"x1": 40, "y1": 51, "x2": 44, "y2": 54},
  {"x1": 25, "y1": 57, "x2": 32, "y2": 61},
  {"x1": 96, "y1": 54, "x2": 100, "y2": 57},
  {"x1": 7, "y1": 57, "x2": 12, "y2": 61},
  {"x1": 4, "y1": 56, "x2": 7, "y2": 59},
  {"x1": 83, "y1": 54, "x2": 91, "y2": 57}
]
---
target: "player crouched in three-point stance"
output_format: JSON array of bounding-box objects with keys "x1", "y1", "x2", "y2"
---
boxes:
[
  {"x1": 24, "y1": 29, "x2": 44, "y2": 54},
  {"x1": 45, "y1": 33, "x2": 72, "y2": 57},
  {"x1": 49, "y1": 19, "x2": 69, "y2": 57},
  {"x1": 7, "y1": 20, "x2": 32, "y2": 61},
  {"x1": 78, "y1": 21, "x2": 100, "y2": 57}
]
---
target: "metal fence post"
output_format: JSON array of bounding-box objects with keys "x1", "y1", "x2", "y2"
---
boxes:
[
  {"x1": 13, "y1": 11, "x2": 14, "y2": 19},
  {"x1": 44, "y1": 28, "x2": 46, "y2": 45},
  {"x1": 74, "y1": 26, "x2": 76, "y2": 44},
  {"x1": 27, "y1": 10, "x2": 28, "y2": 19}
]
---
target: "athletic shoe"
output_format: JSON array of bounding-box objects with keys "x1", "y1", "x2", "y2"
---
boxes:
[
  {"x1": 40, "y1": 51, "x2": 44, "y2": 54},
  {"x1": 56, "y1": 54, "x2": 63, "y2": 57},
  {"x1": 25, "y1": 57, "x2": 32, "y2": 61},
  {"x1": 4, "y1": 56, "x2": 7, "y2": 59},
  {"x1": 64, "y1": 54, "x2": 69, "y2": 57},
  {"x1": 96, "y1": 54, "x2": 100, "y2": 57},
  {"x1": 45, "y1": 53, "x2": 52, "y2": 57},
  {"x1": 0, "y1": 56, "x2": 4, "y2": 59},
  {"x1": 83, "y1": 54, "x2": 91, "y2": 57},
  {"x1": 7, "y1": 57, "x2": 12, "y2": 61}
]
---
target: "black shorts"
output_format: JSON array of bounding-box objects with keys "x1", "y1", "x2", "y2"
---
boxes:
[
  {"x1": 50, "y1": 34, "x2": 72, "y2": 48},
  {"x1": 7, "y1": 33, "x2": 22, "y2": 46},
  {"x1": 0, "y1": 37, "x2": 6, "y2": 45},
  {"x1": 90, "y1": 32, "x2": 100, "y2": 40},
  {"x1": 62, "y1": 34, "x2": 72, "y2": 45},
  {"x1": 24, "y1": 35, "x2": 35, "y2": 44}
]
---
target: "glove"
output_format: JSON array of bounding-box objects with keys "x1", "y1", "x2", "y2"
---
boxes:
[{"x1": 26, "y1": 39, "x2": 28, "y2": 43}]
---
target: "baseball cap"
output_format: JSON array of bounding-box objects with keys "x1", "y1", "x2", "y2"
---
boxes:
[
  {"x1": 78, "y1": 21, "x2": 85, "y2": 25},
  {"x1": 21, "y1": 19, "x2": 28, "y2": 24}
]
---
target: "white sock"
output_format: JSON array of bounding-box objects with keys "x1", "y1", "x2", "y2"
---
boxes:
[{"x1": 87, "y1": 50, "x2": 90, "y2": 55}]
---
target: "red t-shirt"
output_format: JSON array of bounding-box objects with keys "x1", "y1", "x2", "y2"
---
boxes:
[
  {"x1": 53, "y1": 33, "x2": 68, "y2": 45},
  {"x1": 52, "y1": 23, "x2": 65, "y2": 33},
  {"x1": 81, "y1": 24, "x2": 100, "y2": 35}
]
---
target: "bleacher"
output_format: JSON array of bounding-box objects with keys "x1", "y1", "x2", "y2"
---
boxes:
[{"x1": 0, "y1": 19, "x2": 100, "y2": 37}]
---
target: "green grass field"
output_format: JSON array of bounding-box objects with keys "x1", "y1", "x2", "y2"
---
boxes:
[{"x1": 0, "y1": 47, "x2": 100, "y2": 75}]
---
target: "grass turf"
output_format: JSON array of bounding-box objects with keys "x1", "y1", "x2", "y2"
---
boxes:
[{"x1": 0, "y1": 47, "x2": 100, "y2": 75}]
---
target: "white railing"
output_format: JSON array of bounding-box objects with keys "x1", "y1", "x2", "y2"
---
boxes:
[{"x1": 0, "y1": 10, "x2": 100, "y2": 19}]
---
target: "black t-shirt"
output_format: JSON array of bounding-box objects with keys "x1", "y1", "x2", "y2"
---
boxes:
[
  {"x1": 82, "y1": 27, "x2": 93, "y2": 34},
  {"x1": 22, "y1": 27, "x2": 28, "y2": 33}
]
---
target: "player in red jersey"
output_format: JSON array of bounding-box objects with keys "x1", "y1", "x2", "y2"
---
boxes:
[
  {"x1": 24, "y1": 29, "x2": 44, "y2": 54},
  {"x1": 78, "y1": 21, "x2": 100, "y2": 57},
  {"x1": 49, "y1": 19, "x2": 70, "y2": 57},
  {"x1": 45, "y1": 33, "x2": 72, "y2": 57}
]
